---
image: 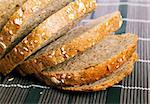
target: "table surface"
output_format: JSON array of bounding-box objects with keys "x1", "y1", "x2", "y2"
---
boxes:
[{"x1": 0, "y1": 0, "x2": 150, "y2": 104}]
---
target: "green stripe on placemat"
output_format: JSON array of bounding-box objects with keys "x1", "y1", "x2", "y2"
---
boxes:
[
  {"x1": 106, "y1": 87, "x2": 121, "y2": 104},
  {"x1": 24, "y1": 87, "x2": 43, "y2": 104},
  {"x1": 0, "y1": 74, "x2": 2, "y2": 82},
  {"x1": 106, "y1": 2, "x2": 128, "y2": 104},
  {"x1": 115, "y1": 21, "x2": 127, "y2": 34},
  {"x1": 115, "y1": 4, "x2": 128, "y2": 34}
]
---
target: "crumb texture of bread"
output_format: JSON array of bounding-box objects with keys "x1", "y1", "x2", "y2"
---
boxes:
[
  {"x1": 0, "y1": 0, "x2": 96, "y2": 76},
  {"x1": 40, "y1": 34, "x2": 138, "y2": 86},
  {"x1": 61, "y1": 53, "x2": 138, "y2": 91},
  {"x1": 0, "y1": 0, "x2": 71, "y2": 58},
  {"x1": 0, "y1": 0, "x2": 27, "y2": 31},
  {"x1": 17, "y1": 11, "x2": 122, "y2": 76}
]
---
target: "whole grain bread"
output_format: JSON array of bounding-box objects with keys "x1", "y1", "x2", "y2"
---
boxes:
[
  {"x1": 0, "y1": 0, "x2": 27, "y2": 31},
  {"x1": 0, "y1": 0, "x2": 96, "y2": 76},
  {"x1": 40, "y1": 34, "x2": 138, "y2": 86},
  {"x1": 0, "y1": 0, "x2": 71, "y2": 58},
  {"x1": 61, "y1": 53, "x2": 138, "y2": 91},
  {"x1": 17, "y1": 11, "x2": 123, "y2": 76}
]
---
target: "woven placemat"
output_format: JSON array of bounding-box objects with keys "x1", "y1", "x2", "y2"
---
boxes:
[{"x1": 0, "y1": 0, "x2": 149, "y2": 104}]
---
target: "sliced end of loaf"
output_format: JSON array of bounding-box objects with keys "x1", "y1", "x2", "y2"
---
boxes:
[
  {"x1": 0, "y1": 0, "x2": 96, "y2": 76},
  {"x1": 40, "y1": 33, "x2": 138, "y2": 86},
  {"x1": 17, "y1": 11, "x2": 123, "y2": 76},
  {"x1": 60, "y1": 53, "x2": 138, "y2": 91},
  {"x1": 0, "y1": 0, "x2": 72, "y2": 59}
]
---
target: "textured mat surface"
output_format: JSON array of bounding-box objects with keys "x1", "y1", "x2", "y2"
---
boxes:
[{"x1": 0, "y1": 0, "x2": 150, "y2": 104}]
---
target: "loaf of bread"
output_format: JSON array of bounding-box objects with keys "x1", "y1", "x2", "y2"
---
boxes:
[
  {"x1": 40, "y1": 34, "x2": 138, "y2": 86},
  {"x1": 0, "y1": 0, "x2": 27, "y2": 31},
  {"x1": 0, "y1": 0, "x2": 71, "y2": 58},
  {"x1": 0, "y1": 0, "x2": 138, "y2": 92},
  {"x1": 61, "y1": 53, "x2": 138, "y2": 91},
  {"x1": 17, "y1": 11, "x2": 123, "y2": 76},
  {"x1": 0, "y1": 0, "x2": 96, "y2": 76}
]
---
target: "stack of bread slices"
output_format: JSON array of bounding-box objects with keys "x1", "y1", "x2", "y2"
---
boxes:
[{"x1": 0, "y1": 0, "x2": 138, "y2": 92}]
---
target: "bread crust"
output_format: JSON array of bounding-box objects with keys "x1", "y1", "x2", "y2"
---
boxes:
[
  {"x1": 0, "y1": 0, "x2": 71, "y2": 58},
  {"x1": 17, "y1": 11, "x2": 123, "y2": 76},
  {"x1": 61, "y1": 53, "x2": 138, "y2": 91},
  {"x1": 40, "y1": 34, "x2": 138, "y2": 86},
  {"x1": 0, "y1": 0, "x2": 27, "y2": 31},
  {"x1": 0, "y1": 0, "x2": 96, "y2": 76}
]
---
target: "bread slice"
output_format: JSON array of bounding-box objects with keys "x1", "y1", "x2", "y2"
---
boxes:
[
  {"x1": 61, "y1": 53, "x2": 138, "y2": 92},
  {"x1": 0, "y1": 0, "x2": 71, "y2": 58},
  {"x1": 0, "y1": 0, "x2": 27, "y2": 31},
  {"x1": 40, "y1": 34, "x2": 138, "y2": 86},
  {"x1": 17, "y1": 11, "x2": 123, "y2": 76},
  {"x1": 0, "y1": 0, "x2": 96, "y2": 76}
]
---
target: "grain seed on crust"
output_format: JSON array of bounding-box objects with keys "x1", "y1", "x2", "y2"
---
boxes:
[
  {"x1": 14, "y1": 48, "x2": 18, "y2": 52},
  {"x1": 23, "y1": 47, "x2": 28, "y2": 51},
  {"x1": 8, "y1": 30, "x2": 13, "y2": 35},
  {"x1": 67, "y1": 75, "x2": 71, "y2": 79},
  {"x1": 18, "y1": 8, "x2": 24, "y2": 17},
  {"x1": 61, "y1": 79, "x2": 65, "y2": 83},
  {"x1": 50, "y1": 77, "x2": 61, "y2": 85},
  {"x1": 14, "y1": 18, "x2": 23, "y2": 25},
  {"x1": 0, "y1": 42, "x2": 6, "y2": 49},
  {"x1": 61, "y1": 74, "x2": 66, "y2": 79},
  {"x1": 20, "y1": 51, "x2": 24, "y2": 55},
  {"x1": 118, "y1": 58, "x2": 123, "y2": 62}
]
